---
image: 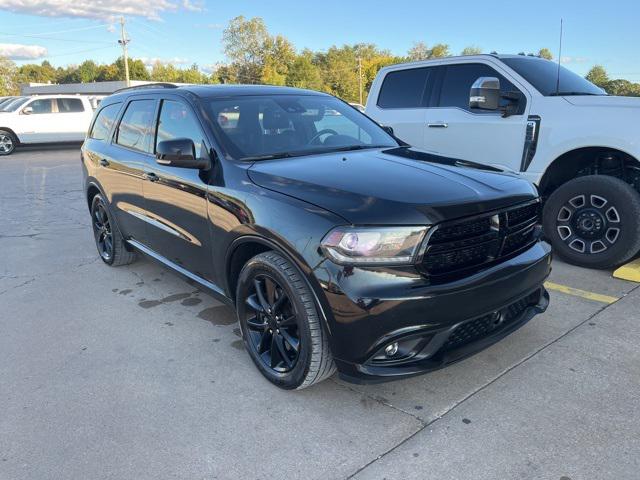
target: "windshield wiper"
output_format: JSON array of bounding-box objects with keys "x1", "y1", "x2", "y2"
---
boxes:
[
  {"x1": 324, "y1": 144, "x2": 392, "y2": 153},
  {"x1": 548, "y1": 91, "x2": 604, "y2": 96},
  {"x1": 240, "y1": 145, "x2": 392, "y2": 162}
]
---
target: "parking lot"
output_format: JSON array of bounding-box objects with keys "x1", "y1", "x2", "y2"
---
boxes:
[{"x1": 1, "y1": 147, "x2": 639, "y2": 479}]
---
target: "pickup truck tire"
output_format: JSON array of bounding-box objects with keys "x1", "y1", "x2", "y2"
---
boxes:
[
  {"x1": 543, "y1": 175, "x2": 640, "y2": 269},
  {"x1": 0, "y1": 129, "x2": 16, "y2": 155}
]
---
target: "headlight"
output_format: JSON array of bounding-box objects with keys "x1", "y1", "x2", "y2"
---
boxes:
[{"x1": 320, "y1": 226, "x2": 429, "y2": 265}]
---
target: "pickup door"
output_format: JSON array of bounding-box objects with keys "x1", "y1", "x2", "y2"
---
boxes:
[{"x1": 423, "y1": 63, "x2": 529, "y2": 172}]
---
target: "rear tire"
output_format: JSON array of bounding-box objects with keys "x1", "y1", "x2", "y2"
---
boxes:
[
  {"x1": 236, "y1": 251, "x2": 335, "y2": 390},
  {"x1": 90, "y1": 194, "x2": 137, "y2": 266},
  {"x1": 0, "y1": 129, "x2": 16, "y2": 155},
  {"x1": 543, "y1": 175, "x2": 640, "y2": 269}
]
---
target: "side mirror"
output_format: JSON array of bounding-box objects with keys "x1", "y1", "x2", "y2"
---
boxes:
[
  {"x1": 469, "y1": 77, "x2": 500, "y2": 111},
  {"x1": 156, "y1": 138, "x2": 209, "y2": 169},
  {"x1": 381, "y1": 125, "x2": 394, "y2": 136},
  {"x1": 22, "y1": 106, "x2": 33, "y2": 115}
]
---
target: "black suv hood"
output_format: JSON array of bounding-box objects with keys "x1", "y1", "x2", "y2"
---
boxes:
[{"x1": 247, "y1": 147, "x2": 538, "y2": 225}]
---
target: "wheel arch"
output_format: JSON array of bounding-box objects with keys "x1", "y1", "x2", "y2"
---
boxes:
[
  {"x1": 225, "y1": 235, "x2": 334, "y2": 336},
  {"x1": 538, "y1": 146, "x2": 640, "y2": 198},
  {"x1": 85, "y1": 179, "x2": 107, "y2": 211},
  {"x1": 0, "y1": 127, "x2": 20, "y2": 144}
]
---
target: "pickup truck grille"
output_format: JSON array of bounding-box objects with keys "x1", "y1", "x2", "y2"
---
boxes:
[{"x1": 421, "y1": 201, "x2": 540, "y2": 281}]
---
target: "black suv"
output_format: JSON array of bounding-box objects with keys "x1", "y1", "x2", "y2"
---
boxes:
[{"x1": 82, "y1": 84, "x2": 551, "y2": 389}]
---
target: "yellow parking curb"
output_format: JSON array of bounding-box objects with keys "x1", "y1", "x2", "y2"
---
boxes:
[
  {"x1": 544, "y1": 281, "x2": 619, "y2": 304},
  {"x1": 612, "y1": 258, "x2": 640, "y2": 283}
]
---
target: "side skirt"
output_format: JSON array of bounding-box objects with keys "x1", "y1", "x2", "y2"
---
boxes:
[{"x1": 127, "y1": 239, "x2": 233, "y2": 307}]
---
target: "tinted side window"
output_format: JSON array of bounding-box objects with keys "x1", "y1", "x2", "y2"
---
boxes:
[
  {"x1": 438, "y1": 64, "x2": 518, "y2": 111},
  {"x1": 155, "y1": 100, "x2": 203, "y2": 155},
  {"x1": 28, "y1": 99, "x2": 54, "y2": 114},
  {"x1": 57, "y1": 98, "x2": 84, "y2": 113},
  {"x1": 89, "y1": 103, "x2": 121, "y2": 141},
  {"x1": 116, "y1": 99, "x2": 156, "y2": 153},
  {"x1": 378, "y1": 68, "x2": 431, "y2": 108}
]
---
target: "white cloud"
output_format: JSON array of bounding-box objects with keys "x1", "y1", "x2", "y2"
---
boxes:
[
  {"x1": 0, "y1": 0, "x2": 196, "y2": 21},
  {"x1": 561, "y1": 56, "x2": 588, "y2": 64},
  {"x1": 182, "y1": 0, "x2": 203, "y2": 12},
  {"x1": 140, "y1": 56, "x2": 190, "y2": 68},
  {"x1": 0, "y1": 43, "x2": 48, "y2": 60}
]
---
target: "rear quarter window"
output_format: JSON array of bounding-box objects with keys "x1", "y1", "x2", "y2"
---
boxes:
[
  {"x1": 115, "y1": 99, "x2": 156, "y2": 153},
  {"x1": 89, "y1": 103, "x2": 121, "y2": 141},
  {"x1": 377, "y1": 67, "x2": 432, "y2": 108},
  {"x1": 57, "y1": 98, "x2": 85, "y2": 113}
]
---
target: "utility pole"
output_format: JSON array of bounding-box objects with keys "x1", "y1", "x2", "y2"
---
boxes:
[
  {"x1": 118, "y1": 16, "x2": 130, "y2": 87},
  {"x1": 357, "y1": 55, "x2": 363, "y2": 105}
]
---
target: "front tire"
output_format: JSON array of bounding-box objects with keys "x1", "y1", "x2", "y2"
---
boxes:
[
  {"x1": 543, "y1": 175, "x2": 640, "y2": 269},
  {"x1": 90, "y1": 194, "x2": 137, "y2": 266},
  {"x1": 0, "y1": 129, "x2": 16, "y2": 155},
  {"x1": 236, "y1": 251, "x2": 335, "y2": 390}
]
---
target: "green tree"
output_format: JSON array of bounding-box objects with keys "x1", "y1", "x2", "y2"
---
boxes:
[
  {"x1": 407, "y1": 41, "x2": 430, "y2": 61},
  {"x1": 286, "y1": 50, "x2": 323, "y2": 90},
  {"x1": 538, "y1": 48, "x2": 554, "y2": 60},
  {"x1": 0, "y1": 56, "x2": 18, "y2": 95},
  {"x1": 461, "y1": 46, "x2": 482, "y2": 56},
  {"x1": 261, "y1": 35, "x2": 296, "y2": 85},
  {"x1": 585, "y1": 65, "x2": 609, "y2": 88},
  {"x1": 407, "y1": 41, "x2": 450, "y2": 61}
]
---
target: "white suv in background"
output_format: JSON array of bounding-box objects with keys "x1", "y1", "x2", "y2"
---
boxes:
[
  {"x1": 0, "y1": 95, "x2": 95, "y2": 156},
  {"x1": 366, "y1": 54, "x2": 640, "y2": 269}
]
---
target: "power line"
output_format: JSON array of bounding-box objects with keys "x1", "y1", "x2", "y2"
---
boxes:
[{"x1": 39, "y1": 45, "x2": 114, "y2": 59}]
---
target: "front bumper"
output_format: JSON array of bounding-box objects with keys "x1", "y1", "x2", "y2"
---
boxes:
[{"x1": 313, "y1": 241, "x2": 552, "y2": 384}]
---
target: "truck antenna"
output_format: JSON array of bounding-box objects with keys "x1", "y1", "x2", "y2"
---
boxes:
[{"x1": 555, "y1": 18, "x2": 563, "y2": 95}]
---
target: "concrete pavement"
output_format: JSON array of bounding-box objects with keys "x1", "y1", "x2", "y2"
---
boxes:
[{"x1": 1, "y1": 147, "x2": 638, "y2": 480}]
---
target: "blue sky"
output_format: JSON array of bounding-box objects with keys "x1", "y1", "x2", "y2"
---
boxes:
[{"x1": 1, "y1": 0, "x2": 639, "y2": 81}]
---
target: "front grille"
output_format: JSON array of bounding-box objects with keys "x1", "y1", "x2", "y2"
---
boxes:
[
  {"x1": 421, "y1": 201, "x2": 540, "y2": 281},
  {"x1": 441, "y1": 290, "x2": 541, "y2": 352}
]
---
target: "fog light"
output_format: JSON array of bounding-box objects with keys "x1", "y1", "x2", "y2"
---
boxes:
[{"x1": 384, "y1": 342, "x2": 399, "y2": 357}]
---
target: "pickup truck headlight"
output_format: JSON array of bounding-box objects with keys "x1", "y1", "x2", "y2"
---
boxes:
[{"x1": 321, "y1": 226, "x2": 429, "y2": 266}]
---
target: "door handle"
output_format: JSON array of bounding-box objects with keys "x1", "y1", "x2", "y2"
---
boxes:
[
  {"x1": 427, "y1": 122, "x2": 448, "y2": 128},
  {"x1": 145, "y1": 172, "x2": 160, "y2": 182},
  {"x1": 99, "y1": 158, "x2": 109, "y2": 167}
]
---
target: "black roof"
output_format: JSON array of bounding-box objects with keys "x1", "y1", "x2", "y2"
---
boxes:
[{"x1": 108, "y1": 84, "x2": 328, "y2": 102}]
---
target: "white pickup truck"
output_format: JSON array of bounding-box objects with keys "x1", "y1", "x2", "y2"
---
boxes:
[
  {"x1": 366, "y1": 54, "x2": 640, "y2": 269},
  {"x1": 0, "y1": 95, "x2": 95, "y2": 156}
]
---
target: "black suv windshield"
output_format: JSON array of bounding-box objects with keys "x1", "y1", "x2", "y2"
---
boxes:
[
  {"x1": 206, "y1": 94, "x2": 397, "y2": 161},
  {"x1": 501, "y1": 57, "x2": 605, "y2": 96},
  {"x1": 1, "y1": 97, "x2": 29, "y2": 112}
]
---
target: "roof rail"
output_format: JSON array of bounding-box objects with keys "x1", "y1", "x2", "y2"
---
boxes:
[{"x1": 114, "y1": 82, "x2": 179, "y2": 93}]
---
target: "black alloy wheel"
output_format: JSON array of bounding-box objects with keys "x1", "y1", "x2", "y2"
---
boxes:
[
  {"x1": 89, "y1": 194, "x2": 137, "y2": 267},
  {"x1": 543, "y1": 175, "x2": 640, "y2": 268},
  {"x1": 92, "y1": 200, "x2": 114, "y2": 262},
  {"x1": 244, "y1": 273, "x2": 301, "y2": 373},
  {"x1": 555, "y1": 193, "x2": 620, "y2": 255},
  {"x1": 236, "y1": 251, "x2": 335, "y2": 389}
]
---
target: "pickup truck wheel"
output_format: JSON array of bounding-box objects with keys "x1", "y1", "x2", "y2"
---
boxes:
[
  {"x1": 543, "y1": 175, "x2": 640, "y2": 269},
  {"x1": 0, "y1": 130, "x2": 16, "y2": 155},
  {"x1": 90, "y1": 194, "x2": 137, "y2": 266},
  {"x1": 236, "y1": 251, "x2": 336, "y2": 390}
]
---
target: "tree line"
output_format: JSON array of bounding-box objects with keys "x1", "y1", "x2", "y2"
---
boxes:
[{"x1": 1, "y1": 16, "x2": 638, "y2": 100}]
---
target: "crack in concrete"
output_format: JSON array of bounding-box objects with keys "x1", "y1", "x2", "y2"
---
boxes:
[{"x1": 343, "y1": 284, "x2": 640, "y2": 479}]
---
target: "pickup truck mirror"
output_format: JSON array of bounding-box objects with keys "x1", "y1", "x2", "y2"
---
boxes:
[
  {"x1": 156, "y1": 138, "x2": 209, "y2": 170},
  {"x1": 381, "y1": 125, "x2": 394, "y2": 136},
  {"x1": 469, "y1": 77, "x2": 501, "y2": 111},
  {"x1": 21, "y1": 106, "x2": 33, "y2": 115}
]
